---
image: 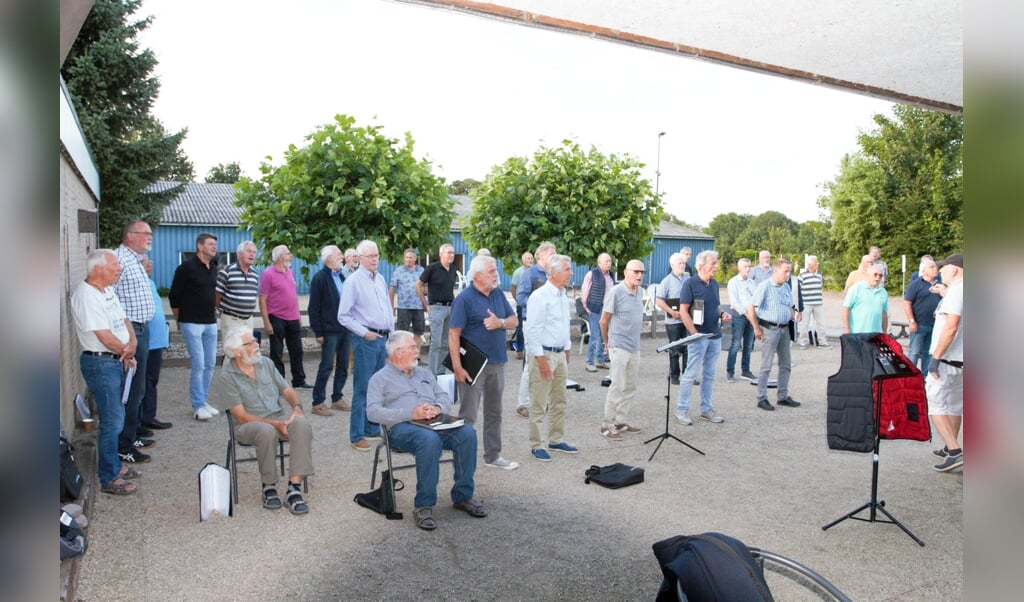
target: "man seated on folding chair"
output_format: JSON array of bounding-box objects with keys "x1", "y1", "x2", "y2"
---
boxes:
[
  {"x1": 367, "y1": 330, "x2": 487, "y2": 531},
  {"x1": 208, "y1": 330, "x2": 313, "y2": 515}
]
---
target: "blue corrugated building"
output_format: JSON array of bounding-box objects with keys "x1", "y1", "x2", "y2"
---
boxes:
[{"x1": 147, "y1": 182, "x2": 714, "y2": 294}]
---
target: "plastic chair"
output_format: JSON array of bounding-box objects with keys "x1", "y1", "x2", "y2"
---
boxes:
[
  {"x1": 225, "y1": 412, "x2": 306, "y2": 504},
  {"x1": 571, "y1": 297, "x2": 591, "y2": 355}
]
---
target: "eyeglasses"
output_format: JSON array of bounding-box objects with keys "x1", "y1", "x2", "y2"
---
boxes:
[
  {"x1": 360, "y1": 254, "x2": 380, "y2": 259},
  {"x1": 630, "y1": 269, "x2": 645, "y2": 274}
]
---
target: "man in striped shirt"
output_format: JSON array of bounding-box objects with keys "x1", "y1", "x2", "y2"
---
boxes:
[
  {"x1": 797, "y1": 255, "x2": 830, "y2": 349},
  {"x1": 216, "y1": 240, "x2": 260, "y2": 338}
]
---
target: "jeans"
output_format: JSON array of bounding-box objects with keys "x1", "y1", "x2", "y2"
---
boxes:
[
  {"x1": 350, "y1": 335, "x2": 386, "y2": 443},
  {"x1": 586, "y1": 311, "x2": 609, "y2": 365},
  {"x1": 675, "y1": 337, "x2": 722, "y2": 415},
  {"x1": 313, "y1": 331, "x2": 350, "y2": 405},
  {"x1": 664, "y1": 322, "x2": 688, "y2": 379},
  {"x1": 119, "y1": 322, "x2": 148, "y2": 452},
  {"x1": 181, "y1": 322, "x2": 218, "y2": 410},
  {"x1": 757, "y1": 325, "x2": 792, "y2": 401},
  {"x1": 142, "y1": 347, "x2": 163, "y2": 423},
  {"x1": 427, "y1": 304, "x2": 452, "y2": 375},
  {"x1": 726, "y1": 314, "x2": 754, "y2": 376},
  {"x1": 456, "y1": 363, "x2": 505, "y2": 463},
  {"x1": 387, "y1": 421, "x2": 478, "y2": 508},
  {"x1": 268, "y1": 314, "x2": 306, "y2": 386},
  {"x1": 907, "y1": 324, "x2": 934, "y2": 376},
  {"x1": 80, "y1": 354, "x2": 125, "y2": 484}
]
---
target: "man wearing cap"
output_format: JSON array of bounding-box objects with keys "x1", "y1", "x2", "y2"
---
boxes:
[{"x1": 927, "y1": 253, "x2": 965, "y2": 472}]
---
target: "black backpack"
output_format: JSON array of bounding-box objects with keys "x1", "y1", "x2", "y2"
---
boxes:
[
  {"x1": 653, "y1": 532, "x2": 774, "y2": 602},
  {"x1": 584, "y1": 463, "x2": 645, "y2": 489},
  {"x1": 60, "y1": 428, "x2": 84, "y2": 503},
  {"x1": 353, "y1": 470, "x2": 403, "y2": 520}
]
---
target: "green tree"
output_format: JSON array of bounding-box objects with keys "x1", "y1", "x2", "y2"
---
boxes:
[
  {"x1": 818, "y1": 105, "x2": 963, "y2": 290},
  {"x1": 61, "y1": 0, "x2": 194, "y2": 247},
  {"x1": 206, "y1": 162, "x2": 243, "y2": 184},
  {"x1": 235, "y1": 115, "x2": 454, "y2": 278},
  {"x1": 448, "y1": 178, "x2": 482, "y2": 195},
  {"x1": 464, "y1": 140, "x2": 662, "y2": 271}
]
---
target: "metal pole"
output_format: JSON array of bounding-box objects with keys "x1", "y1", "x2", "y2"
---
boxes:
[{"x1": 655, "y1": 131, "x2": 666, "y2": 196}]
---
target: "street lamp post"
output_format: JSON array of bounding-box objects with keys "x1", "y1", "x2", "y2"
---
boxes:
[{"x1": 655, "y1": 131, "x2": 666, "y2": 197}]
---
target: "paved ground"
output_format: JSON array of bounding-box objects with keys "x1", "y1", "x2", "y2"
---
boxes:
[{"x1": 71, "y1": 292, "x2": 962, "y2": 601}]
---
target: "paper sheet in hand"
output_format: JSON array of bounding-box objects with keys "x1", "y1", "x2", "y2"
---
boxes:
[
  {"x1": 121, "y1": 365, "x2": 135, "y2": 404},
  {"x1": 442, "y1": 337, "x2": 488, "y2": 385},
  {"x1": 198, "y1": 462, "x2": 232, "y2": 521}
]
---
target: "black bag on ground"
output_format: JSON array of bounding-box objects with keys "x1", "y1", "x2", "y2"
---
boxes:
[
  {"x1": 353, "y1": 469, "x2": 403, "y2": 520},
  {"x1": 652, "y1": 532, "x2": 774, "y2": 602},
  {"x1": 60, "y1": 429, "x2": 84, "y2": 503},
  {"x1": 584, "y1": 463, "x2": 644, "y2": 488},
  {"x1": 60, "y1": 510, "x2": 87, "y2": 560}
]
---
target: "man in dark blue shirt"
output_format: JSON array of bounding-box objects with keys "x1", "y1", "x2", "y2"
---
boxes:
[{"x1": 903, "y1": 256, "x2": 942, "y2": 375}]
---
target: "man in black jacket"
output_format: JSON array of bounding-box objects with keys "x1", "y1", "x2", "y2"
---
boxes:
[{"x1": 308, "y1": 245, "x2": 350, "y2": 416}]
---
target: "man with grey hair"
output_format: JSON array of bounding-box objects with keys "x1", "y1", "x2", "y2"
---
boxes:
[
  {"x1": 449, "y1": 255, "x2": 519, "y2": 469},
  {"x1": 308, "y1": 244, "x2": 350, "y2": 416},
  {"x1": 679, "y1": 246, "x2": 694, "y2": 277},
  {"x1": 209, "y1": 330, "x2": 312, "y2": 514},
  {"x1": 341, "y1": 247, "x2": 359, "y2": 278},
  {"x1": 902, "y1": 256, "x2": 942, "y2": 375},
  {"x1": 868, "y1": 245, "x2": 889, "y2": 286},
  {"x1": 417, "y1": 243, "x2": 458, "y2": 375},
  {"x1": 657, "y1": 252, "x2": 690, "y2": 385},
  {"x1": 750, "y1": 250, "x2": 772, "y2": 284},
  {"x1": 599, "y1": 259, "x2": 646, "y2": 440},
  {"x1": 726, "y1": 258, "x2": 757, "y2": 382},
  {"x1": 515, "y1": 241, "x2": 558, "y2": 419},
  {"x1": 216, "y1": 240, "x2": 260, "y2": 338},
  {"x1": 844, "y1": 255, "x2": 875, "y2": 292},
  {"x1": 338, "y1": 239, "x2": 393, "y2": 451},
  {"x1": 390, "y1": 248, "x2": 426, "y2": 349},
  {"x1": 842, "y1": 264, "x2": 888, "y2": 335},
  {"x1": 367, "y1": 331, "x2": 485, "y2": 530},
  {"x1": 797, "y1": 255, "x2": 830, "y2": 349},
  {"x1": 525, "y1": 253, "x2": 579, "y2": 461},
  {"x1": 675, "y1": 250, "x2": 731, "y2": 425},
  {"x1": 259, "y1": 245, "x2": 310, "y2": 390},
  {"x1": 581, "y1": 252, "x2": 614, "y2": 372},
  {"x1": 749, "y1": 258, "x2": 802, "y2": 411}
]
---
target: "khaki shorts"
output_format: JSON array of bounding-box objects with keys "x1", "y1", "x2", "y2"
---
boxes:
[{"x1": 926, "y1": 362, "x2": 964, "y2": 416}]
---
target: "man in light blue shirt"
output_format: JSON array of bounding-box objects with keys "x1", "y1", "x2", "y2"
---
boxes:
[
  {"x1": 842, "y1": 265, "x2": 889, "y2": 334},
  {"x1": 726, "y1": 258, "x2": 758, "y2": 382},
  {"x1": 748, "y1": 258, "x2": 802, "y2": 411}
]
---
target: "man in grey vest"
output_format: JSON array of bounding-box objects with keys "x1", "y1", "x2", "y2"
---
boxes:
[{"x1": 581, "y1": 252, "x2": 614, "y2": 372}]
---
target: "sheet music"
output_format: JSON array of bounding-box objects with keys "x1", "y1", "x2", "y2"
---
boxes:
[{"x1": 121, "y1": 366, "x2": 135, "y2": 404}]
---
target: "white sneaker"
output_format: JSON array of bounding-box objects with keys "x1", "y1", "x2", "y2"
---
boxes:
[
  {"x1": 674, "y1": 413, "x2": 692, "y2": 426},
  {"x1": 585, "y1": 364, "x2": 598, "y2": 373},
  {"x1": 194, "y1": 406, "x2": 214, "y2": 421},
  {"x1": 203, "y1": 403, "x2": 220, "y2": 416},
  {"x1": 484, "y1": 457, "x2": 520, "y2": 470}
]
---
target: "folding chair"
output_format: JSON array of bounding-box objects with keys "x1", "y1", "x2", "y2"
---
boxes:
[
  {"x1": 572, "y1": 297, "x2": 591, "y2": 355},
  {"x1": 369, "y1": 374, "x2": 456, "y2": 489},
  {"x1": 225, "y1": 412, "x2": 307, "y2": 504}
]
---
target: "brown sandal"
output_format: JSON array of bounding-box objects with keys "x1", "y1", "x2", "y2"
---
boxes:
[{"x1": 101, "y1": 477, "x2": 137, "y2": 495}]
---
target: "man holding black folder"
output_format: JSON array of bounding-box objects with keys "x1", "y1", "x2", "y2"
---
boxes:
[
  {"x1": 449, "y1": 256, "x2": 520, "y2": 470},
  {"x1": 656, "y1": 252, "x2": 690, "y2": 385}
]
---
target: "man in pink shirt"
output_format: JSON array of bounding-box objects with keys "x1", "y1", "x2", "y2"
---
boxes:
[{"x1": 259, "y1": 245, "x2": 311, "y2": 389}]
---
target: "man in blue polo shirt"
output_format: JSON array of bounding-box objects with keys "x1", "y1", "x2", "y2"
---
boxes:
[{"x1": 448, "y1": 255, "x2": 519, "y2": 470}]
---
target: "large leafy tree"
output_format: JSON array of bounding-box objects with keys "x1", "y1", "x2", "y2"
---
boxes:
[
  {"x1": 235, "y1": 115, "x2": 454, "y2": 276},
  {"x1": 206, "y1": 162, "x2": 243, "y2": 184},
  {"x1": 464, "y1": 140, "x2": 662, "y2": 271},
  {"x1": 62, "y1": 0, "x2": 194, "y2": 247},
  {"x1": 818, "y1": 105, "x2": 963, "y2": 290}
]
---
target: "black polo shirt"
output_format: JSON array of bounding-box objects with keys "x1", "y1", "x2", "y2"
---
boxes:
[
  {"x1": 419, "y1": 261, "x2": 457, "y2": 304},
  {"x1": 169, "y1": 255, "x2": 218, "y2": 323}
]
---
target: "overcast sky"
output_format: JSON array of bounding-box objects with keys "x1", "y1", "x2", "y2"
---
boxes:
[{"x1": 138, "y1": 0, "x2": 895, "y2": 227}]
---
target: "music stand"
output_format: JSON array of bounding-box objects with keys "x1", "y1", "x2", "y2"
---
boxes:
[{"x1": 644, "y1": 333, "x2": 712, "y2": 461}]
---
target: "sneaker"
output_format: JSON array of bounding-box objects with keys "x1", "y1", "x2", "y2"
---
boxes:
[
  {"x1": 932, "y1": 446, "x2": 949, "y2": 458},
  {"x1": 933, "y1": 452, "x2": 963, "y2": 472},
  {"x1": 194, "y1": 406, "x2": 214, "y2": 421},
  {"x1": 202, "y1": 403, "x2": 220, "y2": 417},
  {"x1": 777, "y1": 397, "x2": 802, "y2": 407},
  {"x1": 484, "y1": 457, "x2": 520, "y2": 470},
  {"x1": 601, "y1": 426, "x2": 623, "y2": 440},
  {"x1": 725, "y1": 373, "x2": 736, "y2": 383},
  {"x1": 674, "y1": 413, "x2": 692, "y2": 426},
  {"x1": 118, "y1": 449, "x2": 151, "y2": 464},
  {"x1": 670, "y1": 376, "x2": 680, "y2": 385},
  {"x1": 585, "y1": 364, "x2": 598, "y2": 373},
  {"x1": 757, "y1": 399, "x2": 775, "y2": 411},
  {"x1": 133, "y1": 438, "x2": 156, "y2": 449},
  {"x1": 311, "y1": 405, "x2": 334, "y2": 416},
  {"x1": 331, "y1": 400, "x2": 351, "y2": 411},
  {"x1": 596, "y1": 362, "x2": 610, "y2": 369},
  {"x1": 295, "y1": 382, "x2": 314, "y2": 389},
  {"x1": 531, "y1": 448, "x2": 552, "y2": 462},
  {"x1": 614, "y1": 423, "x2": 641, "y2": 434},
  {"x1": 516, "y1": 406, "x2": 529, "y2": 420},
  {"x1": 548, "y1": 442, "x2": 579, "y2": 454},
  {"x1": 700, "y1": 411, "x2": 724, "y2": 423},
  {"x1": 800, "y1": 344, "x2": 808, "y2": 350},
  {"x1": 693, "y1": 380, "x2": 700, "y2": 386},
  {"x1": 741, "y1": 371, "x2": 757, "y2": 382},
  {"x1": 350, "y1": 439, "x2": 371, "y2": 452}
]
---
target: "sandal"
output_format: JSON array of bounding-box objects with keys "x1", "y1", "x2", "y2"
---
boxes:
[
  {"x1": 414, "y1": 507, "x2": 437, "y2": 531},
  {"x1": 101, "y1": 477, "x2": 137, "y2": 495},
  {"x1": 120, "y1": 466, "x2": 142, "y2": 480},
  {"x1": 285, "y1": 487, "x2": 308, "y2": 515},
  {"x1": 262, "y1": 486, "x2": 282, "y2": 510}
]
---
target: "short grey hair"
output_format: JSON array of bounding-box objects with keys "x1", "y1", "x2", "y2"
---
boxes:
[
  {"x1": 694, "y1": 250, "x2": 719, "y2": 270},
  {"x1": 439, "y1": 243, "x2": 454, "y2": 255},
  {"x1": 535, "y1": 241, "x2": 556, "y2": 257},
  {"x1": 385, "y1": 330, "x2": 415, "y2": 358},
  {"x1": 223, "y1": 330, "x2": 249, "y2": 357},
  {"x1": 546, "y1": 254, "x2": 571, "y2": 278},
  {"x1": 680, "y1": 246, "x2": 692, "y2": 254},
  {"x1": 357, "y1": 240, "x2": 378, "y2": 256},
  {"x1": 737, "y1": 258, "x2": 751, "y2": 268},
  {"x1": 467, "y1": 255, "x2": 496, "y2": 282},
  {"x1": 271, "y1": 245, "x2": 289, "y2": 262},
  {"x1": 669, "y1": 252, "x2": 684, "y2": 267},
  {"x1": 86, "y1": 249, "x2": 116, "y2": 275},
  {"x1": 919, "y1": 257, "x2": 937, "y2": 273},
  {"x1": 236, "y1": 240, "x2": 256, "y2": 254},
  {"x1": 320, "y1": 244, "x2": 341, "y2": 263}
]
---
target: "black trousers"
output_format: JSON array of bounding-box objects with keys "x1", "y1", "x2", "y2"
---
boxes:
[
  {"x1": 268, "y1": 314, "x2": 306, "y2": 386},
  {"x1": 664, "y1": 322, "x2": 688, "y2": 380}
]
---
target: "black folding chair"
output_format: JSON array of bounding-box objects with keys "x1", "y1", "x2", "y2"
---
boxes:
[{"x1": 225, "y1": 412, "x2": 306, "y2": 504}]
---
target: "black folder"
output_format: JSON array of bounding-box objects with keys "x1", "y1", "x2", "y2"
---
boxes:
[{"x1": 442, "y1": 337, "x2": 489, "y2": 386}]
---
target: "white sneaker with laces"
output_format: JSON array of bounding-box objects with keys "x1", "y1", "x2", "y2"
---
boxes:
[
  {"x1": 194, "y1": 406, "x2": 214, "y2": 421},
  {"x1": 484, "y1": 457, "x2": 520, "y2": 470},
  {"x1": 203, "y1": 403, "x2": 220, "y2": 417},
  {"x1": 674, "y1": 413, "x2": 693, "y2": 426}
]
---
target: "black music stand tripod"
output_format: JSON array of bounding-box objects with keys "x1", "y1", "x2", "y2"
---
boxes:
[
  {"x1": 821, "y1": 379, "x2": 925, "y2": 546},
  {"x1": 645, "y1": 333, "x2": 711, "y2": 461}
]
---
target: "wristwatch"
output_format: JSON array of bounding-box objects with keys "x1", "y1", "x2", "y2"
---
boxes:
[{"x1": 500, "y1": 318, "x2": 506, "y2": 328}]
